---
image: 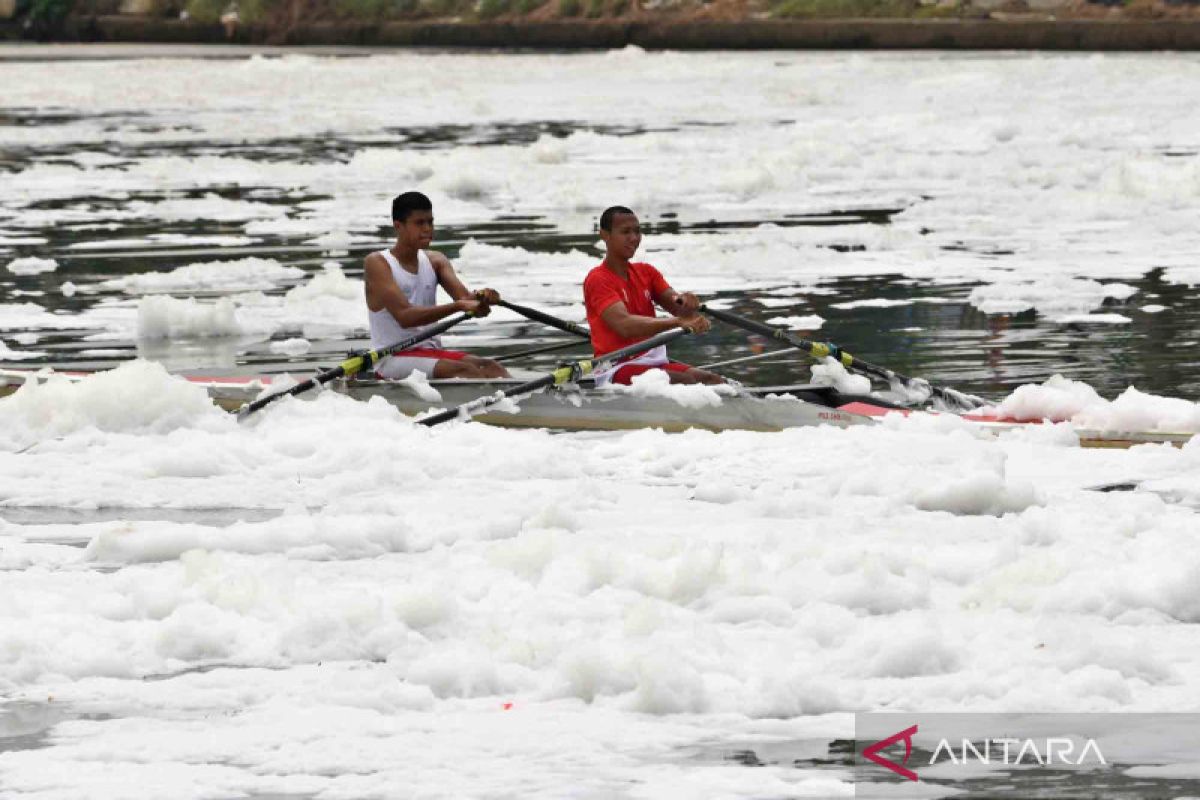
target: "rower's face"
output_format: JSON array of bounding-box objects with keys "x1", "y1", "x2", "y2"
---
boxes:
[
  {"x1": 602, "y1": 213, "x2": 641, "y2": 259},
  {"x1": 395, "y1": 210, "x2": 434, "y2": 248}
]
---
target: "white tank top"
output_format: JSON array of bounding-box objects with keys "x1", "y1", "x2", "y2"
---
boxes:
[{"x1": 368, "y1": 249, "x2": 443, "y2": 351}]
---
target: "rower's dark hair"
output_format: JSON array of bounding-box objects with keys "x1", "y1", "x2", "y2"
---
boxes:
[
  {"x1": 599, "y1": 205, "x2": 636, "y2": 231},
  {"x1": 392, "y1": 191, "x2": 433, "y2": 222}
]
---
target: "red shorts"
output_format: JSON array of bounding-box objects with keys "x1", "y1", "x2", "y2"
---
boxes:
[
  {"x1": 611, "y1": 361, "x2": 692, "y2": 385},
  {"x1": 391, "y1": 349, "x2": 467, "y2": 361}
]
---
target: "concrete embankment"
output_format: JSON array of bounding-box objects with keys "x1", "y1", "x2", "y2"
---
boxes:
[{"x1": 8, "y1": 16, "x2": 1200, "y2": 49}]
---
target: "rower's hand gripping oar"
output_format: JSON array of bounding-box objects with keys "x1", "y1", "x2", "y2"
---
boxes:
[
  {"x1": 698, "y1": 304, "x2": 986, "y2": 412},
  {"x1": 237, "y1": 312, "x2": 474, "y2": 421},
  {"x1": 419, "y1": 326, "x2": 688, "y2": 428}
]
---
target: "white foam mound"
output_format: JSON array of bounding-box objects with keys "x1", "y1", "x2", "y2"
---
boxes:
[
  {"x1": 830, "y1": 298, "x2": 913, "y2": 310},
  {"x1": 765, "y1": 314, "x2": 825, "y2": 330},
  {"x1": 282, "y1": 263, "x2": 365, "y2": 338},
  {"x1": 530, "y1": 134, "x2": 569, "y2": 164},
  {"x1": 5, "y1": 256, "x2": 58, "y2": 275},
  {"x1": 809, "y1": 356, "x2": 872, "y2": 395},
  {"x1": 285, "y1": 262, "x2": 361, "y2": 302},
  {"x1": 136, "y1": 295, "x2": 247, "y2": 339},
  {"x1": 992, "y1": 374, "x2": 1200, "y2": 433},
  {"x1": 268, "y1": 337, "x2": 312, "y2": 355},
  {"x1": 100, "y1": 257, "x2": 304, "y2": 294},
  {"x1": 615, "y1": 367, "x2": 738, "y2": 408},
  {"x1": 0, "y1": 360, "x2": 227, "y2": 449},
  {"x1": 969, "y1": 277, "x2": 1137, "y2": 318},
  {"x1": 396, "y1": 369, "x2": 442, "y2": 403}
]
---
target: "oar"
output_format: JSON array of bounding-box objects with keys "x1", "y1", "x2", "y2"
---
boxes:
[
  {"x1": 495, "y1": 339, "x2": 587, "y2": 362},
  {"x1": 419, "y1": 327, "x2": 688, "y2": 428},
  {"x1": 497, "y1": 299, "x2": 591, "y2": 339},
  {"x1": 699, "y1": 304, "x2": 986, "y2": 411},
  {"x1": 238, "y1": 312, "x2": 473, "y2": 421}
]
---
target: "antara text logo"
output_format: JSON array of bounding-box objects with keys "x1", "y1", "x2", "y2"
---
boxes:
[{"x1": 864, "y1": 724, "x2": 1107, "y2": 782}]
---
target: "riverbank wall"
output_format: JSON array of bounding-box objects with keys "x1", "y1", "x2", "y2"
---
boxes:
[{"x1": 6, "y1": 16, "x2": 1200, "y2": 49}]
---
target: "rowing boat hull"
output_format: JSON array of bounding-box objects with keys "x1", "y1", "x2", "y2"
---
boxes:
[
  {"x1": 1, "y1": 369, "x2": 1193, "y2": 446},
  {"x1": 344, "y1": 378, "x2": 872, "y2": 433}
]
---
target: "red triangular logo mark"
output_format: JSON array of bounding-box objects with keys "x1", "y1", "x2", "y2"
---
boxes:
[{"x1": 863, "y1": 724, "x2": 919, "y2": 782}]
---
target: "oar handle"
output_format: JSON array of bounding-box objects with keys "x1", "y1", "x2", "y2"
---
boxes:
[{"x1": 497, "y1": 300, "x2": 591, "y2": 339}]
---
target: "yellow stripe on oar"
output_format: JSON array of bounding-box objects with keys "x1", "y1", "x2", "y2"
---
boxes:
[{"x1": 552, "y1": 362, "x2": 590, "y2": 388}]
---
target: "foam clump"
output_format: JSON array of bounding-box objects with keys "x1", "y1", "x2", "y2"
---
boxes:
[
  {"x1": 100, "y1": 257, "x2": 303, "y2": 294},
  {"x1": 284, "y1": 262, "x2": 360, "y2": 303},
  {"x1": 269, "y1": 337, "x2": 312, "y2": 355},
  {"x1": 809, "y1": 357, "x2": 872, "y2": 394},
  {"x1": 530, "y1": 134, "x2": 569, "y2": 164},
  {"x1": 968, "y1": 277, "x2": 1137, "y2": 319},
  {"x1": 765, "y1": 314, "x2": 824, "y2": 330},
  {"x1": 136, "y1": 295, "x2": 246, "y2": 339},
  {"x1": 5, "y1": 256, "x2": 58, "y2": 275},
  {"x1": 993, "y1": 375, "x2": 1200, "y2": 432},
  {"x1": 616, "y1": 368, "x2": 738, "y2": 408},
  {"x1": 0, "y1": 360, "x2": 227, "y2": 448},
  {"x1": 395, "y1": 369, "x2": 442, "y2": 403}
]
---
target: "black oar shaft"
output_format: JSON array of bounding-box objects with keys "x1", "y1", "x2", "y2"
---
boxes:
[
  {"x1": 238, "y1": 312, "x2": 472, "y2": 420},
  {"x1": 497, "y1": 300, "x2": 591, "y2": 339},
  {"x1": 420, "y1": 326, "x2": 687, "y2": 428},
  {"x1": 701, "y1": 304, "x2": 866, "y2": 371},
  {"x1": 700, "y1": 305, "x2": 984, "y2": 410},
  {"x1": 495, "y1": 339, "x2": 586, "y2": 362}
]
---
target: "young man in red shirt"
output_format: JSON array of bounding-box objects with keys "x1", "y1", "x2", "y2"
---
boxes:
[{"x1": 583, "y1": 206, "x2": 723, "y2": 386}]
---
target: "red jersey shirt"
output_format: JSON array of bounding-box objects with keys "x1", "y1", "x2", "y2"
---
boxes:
[{"x1": 583, "y1": 261, "x2": 671, "y2": 357}]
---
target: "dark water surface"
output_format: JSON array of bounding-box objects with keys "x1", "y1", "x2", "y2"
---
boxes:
[
  {"x1": 5, "y1": 216, "x2": 1198, "y2": 402},
  {"x1": 2, "y1": 65, "x2": 1198, "y2": 403}
]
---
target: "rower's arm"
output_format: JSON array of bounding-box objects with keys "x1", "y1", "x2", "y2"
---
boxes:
[
  {"x1": 364, "y1": 253, "x2": 476, "y2": 328},
  {"x1": 599, "y1": 300, "x2": 692, "y2": 339},
  {"x1": 429, "y1": 251, "x2": 473, "y2": 301},
  {"x1": 431, "y1": 251, "x2": 499, "y2": 311},
  {"x1": 655, "y1": 287, "x2": 701, "y2": 316}
]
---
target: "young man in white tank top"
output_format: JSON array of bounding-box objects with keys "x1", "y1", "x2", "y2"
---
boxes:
[{"x1": 364, "y1": 192, "x2": 509, "y2": 381}]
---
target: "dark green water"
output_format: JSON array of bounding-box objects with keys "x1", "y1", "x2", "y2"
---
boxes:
[{"x1": 2, "y1": 113, "x2": 1198, "y2": 403}]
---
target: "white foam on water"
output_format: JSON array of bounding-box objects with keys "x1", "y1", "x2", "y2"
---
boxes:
[
  {"x1": 0, "y1": 360, "x2": 229, "y2": 450},
  {"x1": 0, "y1": 382, "x2": 1196, "y2": 795},
  {"x1": 809, "y1": 356, "x2": 872, "y2": 394},
  {"x1": 969, "y1": 277, "x2": 1138, "y2": 318},
  {"x1": 98, "y1": 257, "x2": 304, "y2": 294},
  {"x1": 267, "y1": 337, "x2": 312, "y2": 356},
  {"x1": 830, "y1": 298, "x2": 913, "y2": 310},
  {"x1": 395, "y1": 369, "x2": 443, "y2": 403},
  {"x1": 991, "y1": 374, "x2": 1200, "y2": 433},
  {"x1": 0, "y1": 302, "x2": 95, "y2": 331},
  {"x1": 5, "y1": 257, "x2": 58, "y2": 275},
  {"x1": 3, "y1": 48, "x2": 1200, "y2": 800},
  {"x1": 136, "y1": 296, "x2": 249, "y2": 340},
  {"x1": 612, "y1": 367, "x2": 739, "y2": 408},
  {"x1": 765, "y1": 314, "x2": 825, "y2": 330}
]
